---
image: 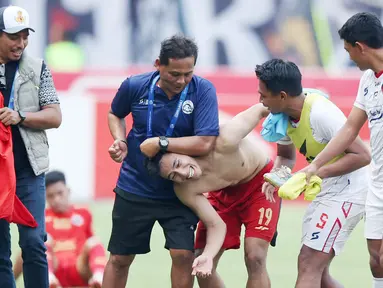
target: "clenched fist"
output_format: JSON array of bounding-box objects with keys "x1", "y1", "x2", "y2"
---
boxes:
[
  {"x1": 108, "y1": 139, "x2": 128, "y2": 163},
  {"x1": 0, "y1": 107, "x2": 21, "y2": 126}
]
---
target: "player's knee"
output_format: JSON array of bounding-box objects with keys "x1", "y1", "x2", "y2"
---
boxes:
[
  {"x1": 297, "y1": 247, "x2": 318, "y2": 273},
  {"x1": 370, "y1": 253, "x2": 381, "y2": 272},
  {"x1": 85, "y1": 236, "x2": 102, "y2": 249},
  {"x1": 378, "y1": 254, "x2": 383, "y2": 271},
  {"x1": 170, "y1": 249, "x2": 194, "y2": 267},
  {"x1": 109, "y1": 254, "x2": 134, "y2": 270},
  {"x1": 298, "y1": 246, "x2": 327, "y2": 274},
  {"x1": 84, "y1": 236, "x2": 104, "y2": 254},
  {"x1": 244, "y1": 251, "x2": 266, "y2": 273},
  {"x1": 367, "y1": 241, "x2": 383, "y2": 276}
]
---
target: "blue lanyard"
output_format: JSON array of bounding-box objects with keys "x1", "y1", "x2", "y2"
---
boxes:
[
  {"x1": 147, "y1": 75, "x2": 189, "y2": 138},
  {"x1": 7, "y1": 65, "x2": 18, "y2": 110}
]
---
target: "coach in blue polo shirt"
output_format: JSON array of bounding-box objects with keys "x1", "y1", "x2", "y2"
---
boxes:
[{"x1": 103, "y1": 35, "x2": 219, "y2": 288}]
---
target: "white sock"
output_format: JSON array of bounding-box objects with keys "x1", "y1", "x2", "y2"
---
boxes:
[{"x1": 373, "y1": 277, "x2": 383, "y2": 288}]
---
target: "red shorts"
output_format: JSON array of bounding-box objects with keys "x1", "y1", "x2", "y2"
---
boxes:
[
  {"x1": 55, "y1": 255, "x2": 88, "y2": 287},
  {"x1": 195, "y1": 160, "x2": 281, "y2": 250}
]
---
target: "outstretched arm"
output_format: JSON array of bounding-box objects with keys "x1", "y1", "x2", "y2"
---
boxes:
[
  {"x1": 174, "y1": 186, "x2": 226, "y2": 260},
  {"x1": 315, "y1": 135, "x2": 370, "y2": 178},
  {"x1": 311, "y1": 106, "x2": 368, "y2": 169},
  {"x1": 216, "y1": 103, "x2": 269, "y2": 150}
]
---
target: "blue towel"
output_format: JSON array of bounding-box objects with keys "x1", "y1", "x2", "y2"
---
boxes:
[
  {"x1": 261, "y1": 88, "x2": 328, "y2": 143},
  {"x1": 261, "y1": 112, "x2": 289, "y2": 142}
]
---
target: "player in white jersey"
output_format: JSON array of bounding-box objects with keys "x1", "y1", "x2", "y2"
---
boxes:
[
  {"x1": 255, "y1": 59, "x2": 370, "y2": 288},
  {"x1": 304, "y1": 12, "x2": 383, "y2": 288}
]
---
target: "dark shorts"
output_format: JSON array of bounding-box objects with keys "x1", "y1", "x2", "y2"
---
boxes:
[{"x1": 108, "y1": 188, "x2": 199, "y2": 255}]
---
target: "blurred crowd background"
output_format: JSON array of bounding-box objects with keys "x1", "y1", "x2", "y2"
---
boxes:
[{"x1": 6, "y1": 0, "x2": 383, "y2": 72}]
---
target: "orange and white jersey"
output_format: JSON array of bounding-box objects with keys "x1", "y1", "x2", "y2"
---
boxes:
[{"x1": 45, "y1": 206, "x2": 93, "y2": 260}]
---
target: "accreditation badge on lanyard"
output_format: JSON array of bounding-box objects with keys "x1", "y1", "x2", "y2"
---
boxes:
[
  {"x1": 146, "y1": 75, "x2": 189, "y2": 138},
  {"x1": 7, "y1": 65, "x2": 19, "y2": 110}
]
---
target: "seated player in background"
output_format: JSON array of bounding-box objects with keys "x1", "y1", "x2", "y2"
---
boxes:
[
  {"x1": 145, "y1": 103, "x2": 296, "y2": 288},
  {"x1": 13, "y1": 170, "x2": 106, "y2": 288}
]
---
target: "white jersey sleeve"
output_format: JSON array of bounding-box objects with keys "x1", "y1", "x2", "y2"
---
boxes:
[
  {"x1": 355, "y1": 70, "x2": 383, "y2": 189},
  {"x1": 310, "y1": 100, "x2": 347, "y2": 143},
  {"x1": 354, "y1": 71, "x2": 373, "y2": 111}
]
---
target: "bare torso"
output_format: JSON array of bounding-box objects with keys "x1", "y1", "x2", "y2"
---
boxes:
[{"x1": 177, "y1": 135, "x2": 269, "y2": 194}]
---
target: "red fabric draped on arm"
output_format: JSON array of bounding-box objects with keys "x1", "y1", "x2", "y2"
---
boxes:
[{"x1": 0, "y1": 92, "x2": 37, "y2": 227}]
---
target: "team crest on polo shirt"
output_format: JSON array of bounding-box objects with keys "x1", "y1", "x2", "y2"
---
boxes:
[
  {"x1": 182, "y1": 100, "x2": 194, "y2": 114},
  {"x1": 71, "y1": 214, "x2": 84, "y2": 227}
]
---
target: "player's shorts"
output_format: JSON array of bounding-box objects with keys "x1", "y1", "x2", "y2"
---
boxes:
[
  {"x1": 195, "y1": 160, "x2": 281, "y2": 250},
  {"x1": 302, "y1": 199, "x2": 364, "y2": 255},
  {"x1": 55, "y1": 255, "x2": 88, "y2": 287},
  {"x1": 108, "y1": 188, "x2": 199, "y2": 255},
  {"x1": 365, "y1": 184, "x2": 383, "y2": 240}
]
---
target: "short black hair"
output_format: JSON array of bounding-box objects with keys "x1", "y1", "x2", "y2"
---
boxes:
[
  {"x1": 45, "y1": 170, "x2": 66, "y2": 187},
  {"x1": 255, "y1": 59, "x2": 302, "y2": 96},
  {"x1": 338, "y1": 12, "x2": 383, "y2": 48},
  {"x1": 159, "y1": 34, "x2": 198, "y2": 65},
  {"x1": 144, "y1": 153, "x2": 165, "y2": 176}
]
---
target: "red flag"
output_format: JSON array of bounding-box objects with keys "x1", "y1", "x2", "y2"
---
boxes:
[{"x1": 0, "y1": 92, "x2": 37, "y2": 227}]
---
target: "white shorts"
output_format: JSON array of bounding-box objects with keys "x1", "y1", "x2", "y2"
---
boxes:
[
  {"x1": 365, "y1": 187, "x2": 383, "y2": 240},
  {"x1": 302, "y1": 200, "x2": 364, "y2": 255}
]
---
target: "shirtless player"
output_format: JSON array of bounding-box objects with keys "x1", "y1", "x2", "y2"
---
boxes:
[{"x1": 144, "y1": 103, "x2": 296, "y2": 288}]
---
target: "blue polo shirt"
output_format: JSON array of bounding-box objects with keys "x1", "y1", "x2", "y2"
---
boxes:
[{"x1": 111, "y1": 71, "x2": 219, "y2": 199}]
